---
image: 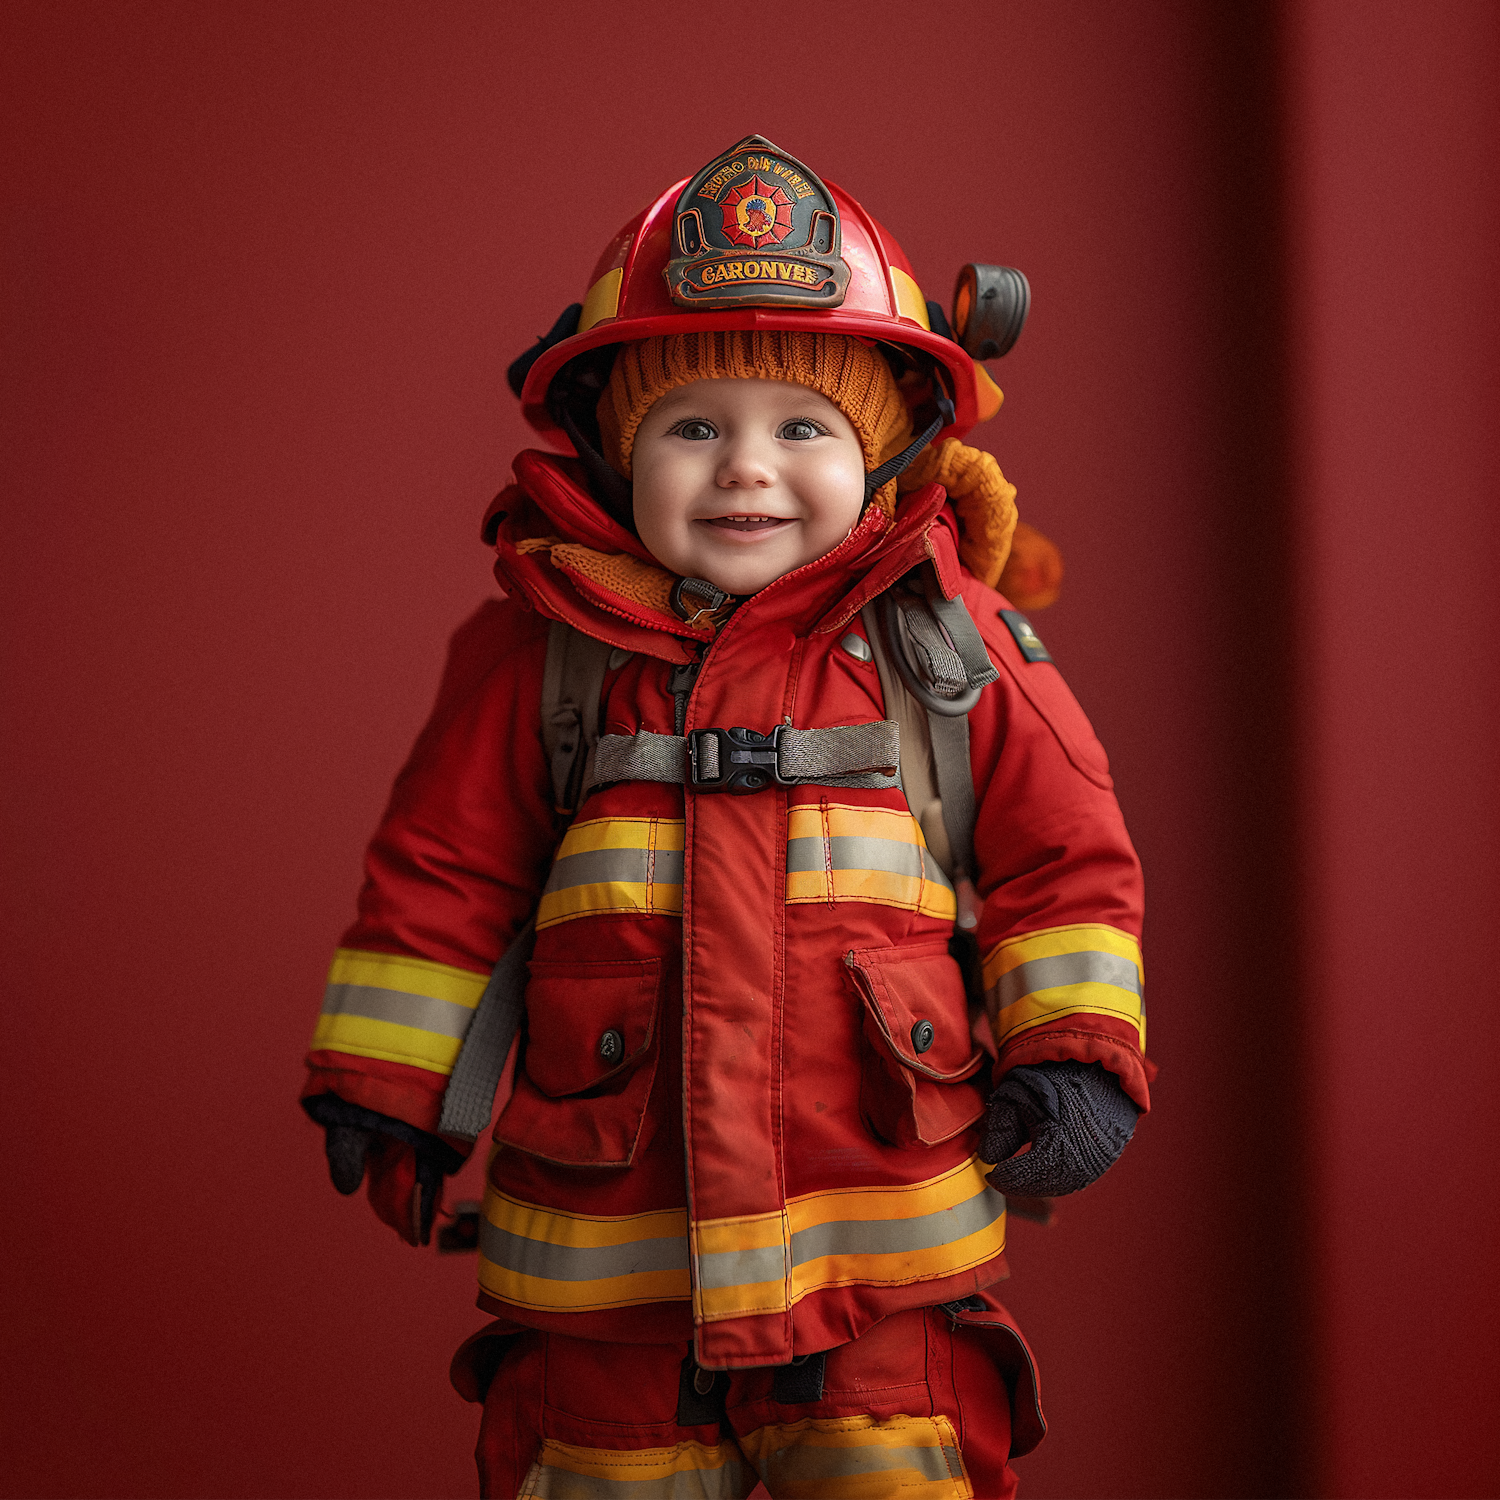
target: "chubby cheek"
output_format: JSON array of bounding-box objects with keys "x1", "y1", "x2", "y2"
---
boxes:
[
  {"x1": 796, "y1": 457, "x2": 866, "y2": 551},
  {"x1": 632, "y1": 471, "x2": 700, "y2": 573}
]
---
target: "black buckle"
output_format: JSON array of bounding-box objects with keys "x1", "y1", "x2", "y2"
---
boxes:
[{"x1": 688, "y1": 725, "x2": 788, "y2": 794}]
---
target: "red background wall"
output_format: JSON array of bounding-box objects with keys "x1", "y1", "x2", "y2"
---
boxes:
[{"x1": 2, "y1": 3, "x2": 1495, "y2": 1497}]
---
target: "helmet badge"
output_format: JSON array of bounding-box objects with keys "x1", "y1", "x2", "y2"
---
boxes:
[{"x1": 666, "y1": 135, "x2": 852, "y2": 310}]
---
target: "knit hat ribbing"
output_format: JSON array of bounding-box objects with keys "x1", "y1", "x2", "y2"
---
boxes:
[{"x1": 597, "y1": 331, "x2": 912, "y2": 512}]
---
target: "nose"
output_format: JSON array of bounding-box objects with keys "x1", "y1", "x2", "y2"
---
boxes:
[{"x1": 715, "y1": 432, "x2": 775, "y2": 490}]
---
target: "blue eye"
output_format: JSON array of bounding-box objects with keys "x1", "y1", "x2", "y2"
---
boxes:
[
  {"x1": 675, "y1": 419, "x2": 717, "y2": 441},
  {"x1": 779, "y1": 419, "x2": 825, "y2": 441}
]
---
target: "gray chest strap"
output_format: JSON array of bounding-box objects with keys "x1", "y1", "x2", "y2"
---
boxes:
[{"x1": 588, "y1": 720, "x2": 901, "y2": 797}]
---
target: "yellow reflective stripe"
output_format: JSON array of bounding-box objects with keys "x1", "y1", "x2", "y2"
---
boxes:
[
  {"x1": 695, "y1": 1276, "x2": 788, "y2": 1320},
  {"x1": 311, "y1": 947, "x2": 488, "y2": 1075},
  {"x1": 693, "y1": 1210, "x2": 788, "y2": 1318},
  {"x1": 310, "y1": 1012, "x2": 464, "y2": 1073},
  {"x1": 982, "y1": 921, "x2": 1142, "y2": 986},
  {"x1": 529, "y1": 1437, "x2": 751, "y2": 1497},
  {"x1": 576, "y1": 267, "x2": 623, "y2": 333},
  {"x1": 889, "y1": 267, "x2": 932, "y2": 330},
  {"x1": 697, "y1": 1211, "x2": 785, "y2": 1255},
  {"x1": 537, "y1": 881, "x2": 684, "y2": 926},
  {"x1": 693, "y1": 1158, "x2": 1005, "y2": 1323},
  {"x1": 558, "y1": 817, "x2": 686, "y2": 855},
  {"x1": 325, "y1": 947, "x2": 488, "y2": 1004},
  {"x1": 786, "y1": 1157, "x2": 1004, "y2": 1306},
  {"x1": 790, "y1": 1154, "x2": 990, "y2": 1229},
  {"x1": 981, "y1": 923, "x2": 1146, "y2": 1049},
  {"x1": 740, "y1": 1414, "x2": 968, "y2": 1499},
  {"x1": 788, "y1": 1206, "x2": 1005, "y2": 1308},
  {"x1": 488, "y1": 1192, "x2": 687, "y2": 1249},
  {"x1": 788, "y1": 802, "x2": 926, "y2": 849},
  {"x1": 786, "y1": 867, "x2": 956, "y2": 920},
  {"x1": 995, "y1": 991, "x2": 1148, "y2": 1050},
  {"x1": 785, "y1": 803, "x2": 955, "y2": 920},
  {"x1": 537, "y1": 817, "x2": 685, "y2": 929},
  {"x1": 478, "y1": 1189, "x2": 691, "y2": 1312}
]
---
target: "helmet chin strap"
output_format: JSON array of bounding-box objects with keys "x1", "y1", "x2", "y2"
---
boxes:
[
  {"x1": 557, "y1": 404, "x2": 637, "y2": 532},
  {"x1": 862, "y1": 368, "x2": 955, "y2": 503}
]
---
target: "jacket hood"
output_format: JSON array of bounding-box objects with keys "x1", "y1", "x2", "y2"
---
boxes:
[{"x1": 485, "y1": 450, "x2": 968, "y2": 663}]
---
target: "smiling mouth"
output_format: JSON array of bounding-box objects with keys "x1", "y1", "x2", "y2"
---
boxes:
[{"x1": 700, "y1": 514, "x2": 791, "y2": 532}]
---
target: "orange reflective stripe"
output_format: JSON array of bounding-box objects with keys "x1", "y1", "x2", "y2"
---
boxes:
[
  {"x1": 522, "y1": 1437, "x2": 751, "y2": 1498},
  {"x1": 739, "y1": 1414, "x2": 970, "y2": 1499},
  {"x1": 785, "y1": 802, "x2": 955, "y2": 920},
  {"x1": 692, "y1": 1158, "x2": 1005, "y2": 1324}
]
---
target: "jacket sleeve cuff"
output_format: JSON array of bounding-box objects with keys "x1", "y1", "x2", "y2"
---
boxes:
[
  {"x1": 302, "y1": 1052, "x2": 452, "y2": 1136},
  {"x1": 994, "y1": 1019, "x2": 1155, "y2": 1112},
  {"x1": 301, "y1": 944, "x2": 493, "y2": 1132},
  {"x1": 982, "y1": 921, "x2": 1153, "y2": 1111}
]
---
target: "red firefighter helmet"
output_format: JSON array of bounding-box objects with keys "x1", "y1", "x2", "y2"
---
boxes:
[{"x1": 514, "y1": 135, "x2": 1026, "y2": 452}]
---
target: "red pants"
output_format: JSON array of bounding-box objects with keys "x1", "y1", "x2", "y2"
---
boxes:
[{"x1": 467, "y1": 1304, "x2": 1042, "y2": 1498}]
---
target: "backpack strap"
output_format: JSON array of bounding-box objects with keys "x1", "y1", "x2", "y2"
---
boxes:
[
  {"x1": 439, "y1": 620, "x2": 621, "y2": 1143},
  {"x1": 541, "y1": 617, "x2": 618, "y2": 818},
  {"x1": 438, "y1": 917, "x2": 536, "y2": 1142},
  {"x1": 862, "y1": 566, "x2": 996, "y2": 885}
]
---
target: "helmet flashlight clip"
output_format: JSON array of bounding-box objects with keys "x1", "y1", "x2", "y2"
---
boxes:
[{"x1": 951, "y1": 265, "x2": 1030, "y2": 361}]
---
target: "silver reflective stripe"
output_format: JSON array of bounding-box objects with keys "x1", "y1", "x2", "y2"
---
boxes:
[
  {"x1": 764, "y1": 1439, "x2": 961, "y2": 1486},
  {"x1": 996, "y1": 950, "x2": 1142, "y2": 1008},
  {"x1": 526, "y1": 1451, "x2": 751, "y2": 1499},
  {"x1": 785, "y1": 834, "x2": 954, "y2": 890},
  {"x1": 789, "y1": 1183, "x2": 1004, "y2": 1267},
  {"x1": 695, "y1": 1242, "x2": 789, "y2": 1292},
  {"x1": 479, "y1": 1218, "x2": 689, "y2": 1283},
  {"x1": 320, "y1": 983, "x2": 474, "y2": 1040},
  {"x1": 694, "y1": 1184, "x2": 1005, "y2": 1292},
  {"x1": 542, "y1": 846, "x2": 685, "y2": 894}
]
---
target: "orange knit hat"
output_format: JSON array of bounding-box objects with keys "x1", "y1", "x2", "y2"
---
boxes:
[{"x1": 597, "y1": 331, "x2": 913, "y2": 511}]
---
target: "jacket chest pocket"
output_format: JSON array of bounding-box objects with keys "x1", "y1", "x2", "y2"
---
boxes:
[
  {"x1": 494, "y1": 957, "x2": 664, "y2": 1167},
  {"x1": 845, "y1": 942, "x2": 987, "y2": 1148}
]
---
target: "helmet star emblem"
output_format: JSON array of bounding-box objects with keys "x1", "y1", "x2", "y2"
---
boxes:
[{"x1": 721, "y1": 176, "x2": 794, "y2": 248}]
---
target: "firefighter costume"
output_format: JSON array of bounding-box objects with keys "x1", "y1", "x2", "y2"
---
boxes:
[{"x1": 303, "y1": 137, "x2": 1149, "y2": 1498}]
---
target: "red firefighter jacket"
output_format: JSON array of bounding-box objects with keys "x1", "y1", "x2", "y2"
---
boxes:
[{"x1": 304, "y1": 449, "x2": 1149, "y2": 1369}]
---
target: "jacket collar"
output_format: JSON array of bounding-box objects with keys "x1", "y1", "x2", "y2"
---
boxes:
[{"x1": 488, "y1": 450, "x2": 963, "y2": 662}]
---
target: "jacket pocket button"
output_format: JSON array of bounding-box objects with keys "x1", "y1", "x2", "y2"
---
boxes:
[
  {"x1": 910, "y1": 1019, "x2": 935, "y2": 1054},
  {"x1": 598, "y1": 1028, "x2": 624, "y2": 1065}
]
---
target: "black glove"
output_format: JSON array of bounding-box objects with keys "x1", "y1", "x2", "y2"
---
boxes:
[
  {"x1": 978, "y1": 1060, "x2": 1139, "y2": 1198},
  {"x1": 302, "y1": 1094, "x2": 464, "y2": 1243}
]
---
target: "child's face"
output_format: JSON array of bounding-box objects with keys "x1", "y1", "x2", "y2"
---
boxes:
[{"x1": 631, "y1": 378, "x2": 866, "y2": 596}]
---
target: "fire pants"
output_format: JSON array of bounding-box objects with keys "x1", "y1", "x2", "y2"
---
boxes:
[{"x1": 462, "y1": 1303, "x2": 1043, "y2": 1498}]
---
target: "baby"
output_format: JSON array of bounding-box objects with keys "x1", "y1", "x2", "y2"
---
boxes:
[{"x1": 304, "y1": 136, "x2": 1149, "y2": 1500}]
